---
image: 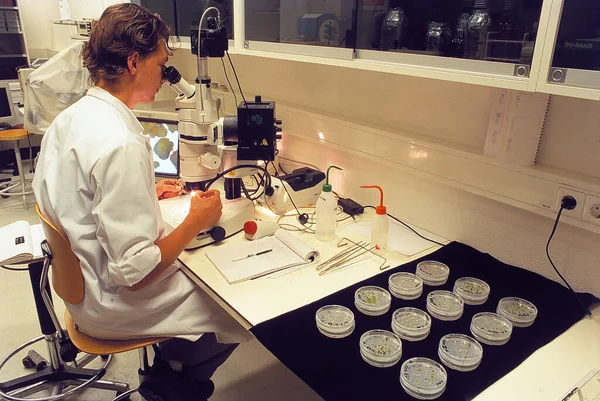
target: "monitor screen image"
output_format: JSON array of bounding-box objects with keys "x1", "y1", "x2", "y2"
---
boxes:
[{"x1": 138, "y1": 118, "x2": 179, "y2": 178}]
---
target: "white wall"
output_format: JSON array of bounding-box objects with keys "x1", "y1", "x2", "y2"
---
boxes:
[
  {"x1": 168, "y1": 50, "x2": 600, "y2": 296},
  {"x1": 17, "y1": 0, "x2": 60, "y2": 58}
]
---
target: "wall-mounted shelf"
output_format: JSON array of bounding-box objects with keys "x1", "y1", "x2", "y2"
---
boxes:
[
  {"x1": 0, "y1": 31, "x2": 22, "y2": 34},
  {"x1": 0, "y1": 6, "x2": 18, "y2": 10},
  {"x1": 0, "y1": 53, "x2": 26, "y2": 58}
]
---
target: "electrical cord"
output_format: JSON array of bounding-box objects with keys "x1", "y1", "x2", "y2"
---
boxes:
[
  {"x1": 225, "y1": 51, "x2": 248, "y2": 107},
  {"x1": 546, "y1": 204, "x2": 592, "y2": 317},
  {"x1": 365, "y1": 205, "x2": 444, "y2": 247},
  {"x1": 221, "y1": 57, "x2": 238, "y2": 107},
  {"x1": 203, "y1": 164, "x2": 271, "y2": 194},
  {"x1": 265, "y1": 156, "x2": 309, "y2": 225}
]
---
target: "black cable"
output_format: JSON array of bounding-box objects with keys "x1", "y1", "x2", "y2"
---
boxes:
[
  {"x1": 1, "y1": 265, "x2": 28, "y2": 271},
  {"x1": 546, "y1": 207, "x2": 592, "y2": 317},
  {"x1": 221, "y1": 57, "x2": 238, "y2": 107},
  {"x1": 225, "y1": 51, "x2": 248, "y2": 107},
  {"x1": 203, "y1": 164, "x2": 271, "y2": 193},
  {"x1": 365, "y1": 206, "x2": 445, "y2": 247},
  {"x1": 264, "y1": 152, "x2": 309, "y2": 225}
]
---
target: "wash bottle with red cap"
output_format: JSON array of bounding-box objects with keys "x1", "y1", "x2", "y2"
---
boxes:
[{"x1": 360, "y1": 185, "x2": 388, "y2": 254}]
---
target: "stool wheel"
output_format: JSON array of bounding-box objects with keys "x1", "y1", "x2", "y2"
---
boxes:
[{"x1": 22, "y1": 356, "x2": 35, "y2": 369}]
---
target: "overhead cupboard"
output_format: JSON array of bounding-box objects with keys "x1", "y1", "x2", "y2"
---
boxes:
[{"x1": 142, "y1": 0, "x2": 600, "y2": 101}]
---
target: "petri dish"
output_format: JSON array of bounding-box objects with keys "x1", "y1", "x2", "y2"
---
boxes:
[
  {"x1": 315, "y1": 305, "x2": 355, "y2": 339},
  {"x1": 317, "y1": 320, "x2": 355, "y2": 339},
  {"x1": 400, "y1": 357, "x2": 447, "y2": 400},
  {"x1": 470, "y1": 312, "x2": 513, "y2": 346},
  {"x1": 355, "y1": 286, "x2": 392, "y2": 316},
  {"x1": 416, "y1": 261, "x2": 450, "y2": 286},
  {"x1": 359, "y1": 329, "x2": 402, "y2": 368},
  {"x1": 453, "y1": 277, "x2": 490, "y2": 305},
  {"x1": 389, "y1": 272, "x2": 424, "y2": 300},
  {"x1": 426, "y1": 290, "x2": 464, "y2": 321},
  {"x1": 391, "y1": 307, "x2": 432, "y2": 341},
  {"x1": 496, "y1": 297, "x2": 538, "y2": 327},
  {"x1": 438, "y1": 333, "x2": 483, "y2": 372}
]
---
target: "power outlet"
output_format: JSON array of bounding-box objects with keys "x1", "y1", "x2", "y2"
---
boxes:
[
  {"x1": 554, "y1": 187, "x2": 586, "y2": 219},
  {"x1": 582, "y1": 194, "x2": 600, "y2": 226}
]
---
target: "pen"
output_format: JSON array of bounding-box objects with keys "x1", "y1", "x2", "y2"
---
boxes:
[{"x1": 232, "y1": 249, "x2": 273, "y2": 262}]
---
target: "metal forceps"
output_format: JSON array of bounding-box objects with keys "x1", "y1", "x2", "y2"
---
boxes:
[{"x1": 317, "y1": 237, "x2": 389, "y2": 275}]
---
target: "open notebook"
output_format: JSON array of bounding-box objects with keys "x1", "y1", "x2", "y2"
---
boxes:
[
  {"x1": 0, "y1": 221, "x2": 45, "y2": 265},
  {"x1": 206, "y1": 229, "x2": 319, "y2": 284}
]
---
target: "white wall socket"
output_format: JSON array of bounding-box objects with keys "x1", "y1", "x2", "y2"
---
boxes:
[
  {"x1": 554, "y1": 187, "x2": 586, "y2": 219},
  {"x1": 582, "y1": 194, "x2": 600, "y2": 226}
]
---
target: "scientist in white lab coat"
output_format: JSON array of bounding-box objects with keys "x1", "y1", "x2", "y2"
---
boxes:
[{"x1": 32, "y1": 4, "x2": 250, "y2": 400}]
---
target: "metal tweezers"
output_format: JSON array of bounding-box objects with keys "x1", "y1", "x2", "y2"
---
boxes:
[{"x1": 317, "y1": 237, "x2": 389, "y2": 275}]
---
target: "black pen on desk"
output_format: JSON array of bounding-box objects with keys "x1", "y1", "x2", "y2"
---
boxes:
[{"x1": 232, "y1": 249, "x2": 273, "y2": 262}]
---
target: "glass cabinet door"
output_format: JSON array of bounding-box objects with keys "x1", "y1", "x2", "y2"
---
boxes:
[
  {"x1": 244, "y1": 0, "x2": 355, "y2": 58},
  {"x1": 138, "y1": 0, "x2": 233, "y2": 39},
  {"x1": 354, "y1": 0, "x2": 544, "y2": 79},
  {"x1": 545, "y1": 0, "x2": 600, "y2": 90}
]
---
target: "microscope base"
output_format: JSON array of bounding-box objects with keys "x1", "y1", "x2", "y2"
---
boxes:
[{"x1": 159, "y1": 195, "x2": 255, "y2": 249}]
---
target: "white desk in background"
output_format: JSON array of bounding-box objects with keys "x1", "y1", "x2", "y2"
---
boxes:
[{"x1": 176, "y1": 211, "x2": 600, "y2": 401}]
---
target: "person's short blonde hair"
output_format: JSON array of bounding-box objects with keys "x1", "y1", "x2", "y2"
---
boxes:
[{"x1": 82, "y1": 3, "x2": 171, "y2": 84}]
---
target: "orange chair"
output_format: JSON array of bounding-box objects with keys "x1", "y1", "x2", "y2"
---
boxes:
[
  {"x1": 0, "y1": 129, "x2": 33, "y2": 210},
  {"x1": 0, "y1": 206, "x2": 168, "y2": 401}
]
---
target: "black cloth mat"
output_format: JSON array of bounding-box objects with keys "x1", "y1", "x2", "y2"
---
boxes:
[{"x1": 250, "y1": 242, "x2": 597, "y2": 401}]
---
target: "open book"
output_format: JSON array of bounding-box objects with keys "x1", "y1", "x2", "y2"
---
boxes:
[
  {"x1": 0, "y1": 221, "x2": 45, "y2": 265},
  {"x1": 206, "y1": 229, "x2": 319, "y2": 284}
]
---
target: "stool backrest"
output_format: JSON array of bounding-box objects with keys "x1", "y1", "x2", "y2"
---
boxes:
[{"x1": 35, "y1": 205, "x2": 85, "y2": 305}]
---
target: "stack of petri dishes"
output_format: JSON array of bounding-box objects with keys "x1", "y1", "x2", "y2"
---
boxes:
[
  {"x1": 438, "y1": 334, "x2": 483, "y2": 372},
  {"x1": 391, "y1": 307, "x2": 432, "y2": 341},
  {"x1": 315, "y1": 305, "x2": 355, "y2": 339},
  {"x1": 496, "y1": 297, "x2": 538, "y2": 327},
  {"x1": 426, "y1": 290, "x2": 464, "y2": 321},
  {"x1": 470, "y1": 312, "x2": 513, "y2": 345},
  {"x1": 359, "y1": 329, "x2": 402, "y2": 368},
  {"x1": 453, "y1": 277, "x2": 490, "y2": 305},
  {"x1": 354, "y1": 286, "x2": 392, "y2": 316},
  {"x1": 400, "y1": 357, "x2": 447, "y2": 400},
  {"x1": 389, "y1": 272, "x2": 424, "y2": 300},
  {"x1": 416, "y1": 261, "x2": 450, "y2": 286}
]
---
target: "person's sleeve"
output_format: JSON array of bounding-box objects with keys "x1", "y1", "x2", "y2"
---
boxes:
[{"x1": 91, "y1": 140, "x2": 162, "y2": 287}]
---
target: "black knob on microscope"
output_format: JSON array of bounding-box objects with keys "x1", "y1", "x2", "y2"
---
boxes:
[
  {"x1": 211, "y1": 226, "x2": 226, "y2": 242},
  {"x1": 255, "y1": 95, "x2": 262, "y2": 102}
]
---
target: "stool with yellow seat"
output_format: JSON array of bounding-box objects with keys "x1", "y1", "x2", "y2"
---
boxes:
[
  {"x1": 0, "y1": 129, "x2": 33, "y2": 210},
  {"x1": 0, "y1": 205, "x2": 169, "y2": 401}
]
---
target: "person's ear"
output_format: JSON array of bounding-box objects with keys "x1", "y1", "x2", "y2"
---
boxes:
[{"x1": 127, "y1": 51, "x2": 140, "y2": 75}]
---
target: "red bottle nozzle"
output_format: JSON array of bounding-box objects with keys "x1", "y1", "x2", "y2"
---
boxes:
[{"x1": 360, "y1": 185, "x2": 386, "y2": 215}]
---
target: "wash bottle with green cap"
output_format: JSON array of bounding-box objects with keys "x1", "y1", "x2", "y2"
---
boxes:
[
  {"x1": 360, "y1": 185, "x2": 388, "y2": 254},
  {"x1": 316, "y1": 165, "x2": 343, "y2": 241}
]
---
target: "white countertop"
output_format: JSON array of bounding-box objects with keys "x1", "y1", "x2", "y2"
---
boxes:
[{"x1": 176, "y1": 209, "x2": 600, "y2": 401}]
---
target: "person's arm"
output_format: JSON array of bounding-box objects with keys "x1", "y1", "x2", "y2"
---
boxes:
[{"x1": 129, "y1": 190, "x2": 222, "y2": 291}]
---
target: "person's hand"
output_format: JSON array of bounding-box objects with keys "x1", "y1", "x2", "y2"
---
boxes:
[
  {"x1": 156, "y1": 179, "x2": 183, "y2": 200},
  {"x1": 186, "y1": 189, "x2": 222, "y2": 231}
]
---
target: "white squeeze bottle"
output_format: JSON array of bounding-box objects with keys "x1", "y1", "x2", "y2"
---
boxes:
[
  {"x1": 360, "y1": 185, "x2": 388, "y2": 254},
  {"x1": 315, "y1": 165, "x2": 343, "y2": 242}
]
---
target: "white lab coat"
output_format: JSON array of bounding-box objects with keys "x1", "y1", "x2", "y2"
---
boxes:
[{"x1": 33, "y1": 87, "x2": 250, "y2": 343}]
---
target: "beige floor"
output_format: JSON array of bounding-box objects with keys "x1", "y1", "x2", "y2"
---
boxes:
[{"x1": 0, "y1": 174, "x2": 322, "y2": 401}]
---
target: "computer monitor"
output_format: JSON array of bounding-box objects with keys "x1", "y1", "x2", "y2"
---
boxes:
[
  {"x1": 138, "y1": 117, "x2": 179, "y2": 178},
  {"x1": 0, "y1": 82, "x2": 18, "y2": 129}
]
